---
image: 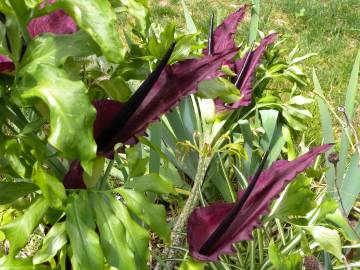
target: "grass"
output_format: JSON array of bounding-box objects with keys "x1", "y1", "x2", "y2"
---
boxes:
[{"x1": 149, "y1": 0, "x2": 360, "y2": 140}]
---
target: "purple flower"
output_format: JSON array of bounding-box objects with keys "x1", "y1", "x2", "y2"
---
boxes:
[
  {"x1": 64, "y1": 44, "x2": 239, "y2": 188},
  {"x1": 27, "y1": 10, "x2": 77, "y2": 39},
  {"x1": 0, "y1": 55, "x2": 15, "y2": 73},
  {"x1": 187, "y1": 144, "x2": 333, "y2": 261},
  {"x1": 202, "y1": 6, "x2": 276, "y2": 111},
  {"x1": 203, "y1": 6, "x2": 247, "y2": 55},
  {"x1": 216, "y1": 33, "x2": 277, "y2": 112}
]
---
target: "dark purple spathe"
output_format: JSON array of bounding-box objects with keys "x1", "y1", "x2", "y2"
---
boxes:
[{"x1": 187, "y1": 144, "x2": 333, "y2": 261}]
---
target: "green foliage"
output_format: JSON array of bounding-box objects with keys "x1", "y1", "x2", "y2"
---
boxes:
[{"x1": 0, "y1": 0, "x2": 357, "y2": 269}]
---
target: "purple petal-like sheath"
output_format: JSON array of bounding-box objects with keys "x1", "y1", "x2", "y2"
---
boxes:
[
  {"x1": 97, "y1": 48, "x2": 238, "y2": 153},
  {"x1": 187, "y1": 144, "x2": 333, "y2": 261},
  {"x1": 216, "y1": 33, "x2": 277, "y2": 112},
  {"x1": 63, "y1": 48, "x2": 239, "y2": 188},
  {"x1": 0, "y1": 55, "x2": 14, "y2": 73},
  {"x1": 203, "y1": 6, "x2": 246, "y2": 55},
  {"x1": 27, "y1": 9, "x2": 77, "y2": 38}
]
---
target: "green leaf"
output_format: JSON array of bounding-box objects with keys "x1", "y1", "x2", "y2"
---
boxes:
[
  {"x1": 179, "y1": 258, "x2": 205, "y2": 270},
  {"x1": 97, "y1": 76, "x2": 132, "y2": 102},
  {"x1": 121, "y1": 0, "x2": 149, "y2": 36},
  {"x1": 21, "y1": 65, "x2": 97, "y2": 174},
  {"x1": 0, "y1": 182, "x2": 38, "y2": 205},
  {"x1": 66, "y1": 192, "x2": 104, "y2": 270},
  {"x1": 90, "y1": 192, "x2": 137, "y2": 270},
  {"x1": 19, "y1": 31, "x2": 100, "y2": 76},
  {"x1": 288, "y1": 95, "x2": 313, "y2": 106},
  {"x1": 58, "y1": 0, "x2": 125, "y2": 62},
  {"x1": 307, "y1": 226, "x2": 342, "y2": 260},
  {"x1": 268, "y1": 240, "x2": 302, "y2": 270},
  {"x1": 0, "y1": 257, "x2": 49, "y2": 270},
  {"x1": 340, "y1": 153, "x2": 360, "y2": 215},
  {"x1": 109, "y1": 193, "x2": 150, "y2": 269},
  {"x1": 32, "y1": 163, "x2": 67, "y2": 209},
  {"x1": 338, "y1": 49, "x2": 360, "y2": 183},
  {"x1": 125, "y1": 173, "x2": 176, "y2": 194},
  {"x1": 181, "y1": 0, "x2": 197, "y2": 34},
  {"x1": 33, "y1": 222, "x2": 67, "y2": 265},
  {"x1": 313, "y1": 69, "x2": 335, "y2": 193},
  {"x1": 248, "y1": 0, "x2": 260, "y2": 43},
  {"x1": 126, "y1": 146, "x2": 148, "y2": 178},
  {"x1": 1, "y1": 197, "x2": 49, "y2": 256},
  {"x1": 326, "y1": 209, "x2": 359, "y2": 241},
  {"x1": 117, "y1": 188, "x2": 170, "y2": 241},
  {"x1": 197, "y1": 77, "x2": 241, "y2": 104},
  {"x1": 0, "y1": 139, "x2": 29, "y2": 178},
  {"x1": 271, "y1": 175, "x2": 316, "y2": 219},
  {"x1": 24, "y1": 0, "x2": 41, "y2": 8}
]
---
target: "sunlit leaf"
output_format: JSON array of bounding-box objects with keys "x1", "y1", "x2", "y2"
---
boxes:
[
  {"x1": 33, "y1": 222, "x2": 67, "y2": 264},
  {"x1": 1, "y1": 197, "x2": 49, "y2": 256},
  {"x1": 21, "y1": 64, "x2": 97, "y2": 174},
  {"x1": 66, "y1": 192, "x2": 104, "y2": 270}
]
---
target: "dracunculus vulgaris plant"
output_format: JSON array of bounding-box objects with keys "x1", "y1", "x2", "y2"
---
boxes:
[
  {"x1": 187, "y1": 144, "x2": 333, "y2": 261},
  {"x1": 63, "y1": 43, "x2": 239, "y2": 188},
  {"x1": 64, "y1": 5, "x2": 277, "y2": 188},
  {"x1": 202, "y1": 6, "x2": 277, "y2": 112}
]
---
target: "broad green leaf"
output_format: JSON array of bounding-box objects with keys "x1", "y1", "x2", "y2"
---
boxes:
[
  {"x1": 21, "y1": 65, "x2": 97, "y2": 174},
  {"x1": 58, "y1": 0, "x2": 125, "y2": 62},
  {"x1": 307, "y1": 226, "x2": 342, "y2": 260},
  {"x1": 0, "y1": 257, "x2": 49, "y2": 269},
  {"x1": 125, "y1": 173, "x2": 176, "y2": 194},
  {"x1": 271, "y1": 175, "x2": 316, "y2": 219},
  {"x1": 326, "y1": 209, "x2": 359, "y2": 241},
  {"x1": 33, "y1": 222, "x2": 67, "y2": 265},
  {"x1": 90, "y1": 192, "x2": 137, "y2": 270},
  {"x1": 97, "y1": 76, "x2": 132, "y2": 102},
  {"x1": 268, "y1": 240, "x2": 302, "y2": 270},
  {"x1": 260, "y1": 109, "x2": 279, "y2": 149},
  {"x1": 288, "y1": 95, "x2": 313, "y2": 105},
  {"x1": 313, "y1": 69, "x2": 335, "y2": 193},
  {"x1": 1, "y1": 139, "x2": 29, "y2": 177},
  {"x1": 312, "y1": 193, "x2": 338, "y2": 223},
  {"x1": 109, "y1": 194, "x2": 150, "y2": 269},
  {"x1": 340, "y1": 153, "x2": 360, "y2": 215},
  {"x1": 344, "y1": 49, "x2": 360, "y2": 120},
  {"x1": 179, "y1": 258, "x2": 205, "y2": 270},
  {"x1": 1, "y1": 197, "x2": 49, "y2": 256},
  {"x1": 24, "y1": 0, "x2": 41, "y2": 8},
  {"x1": 19, "y1": 31, "x2": 100, "y2": 76},
  {"x1": 5, "y1": 16, "x2": 23, "y2": 63},
  {"x1": 338, "y1": 49, "x2": 360, "y2": 183},
  {"x1": 32, "y1": 164, "x2": 67, "y2": 209},
  {"x1": 121, "y1": 0, "x2": 149, "y2": 36},
  {"x1": 117, "y1": 188, "x2": 170, "y2": 241},
  {"x1": 0, "y1": 1, "x2": 13, "y2": 15},
  {"x1": 126, "y1": 146, "x2": 148, "y2": 178},
  {"x1": 0, "y1": 182, "x2": 38, "y2": 205},
  {"x1": 181, "y1": 0, "x2": 197, "y2": 34},
  {"x1": 197, "y1": 77, "x2": 241, "y2": 104},
  {"x1": 8, "y1": 0, "x2": 30, "y2": 42},
  {"x1": 149, "y1": 122, "x2": 162, "y2": 174},
  {"x1": 248, "y1": 0, "x2": 260, "y2": 43},
  {"x1": 66, "y1": 192, "x2": 104, "y2": 270}
]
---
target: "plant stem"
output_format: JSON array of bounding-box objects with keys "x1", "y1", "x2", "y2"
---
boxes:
[{"x1": 161, "y1": 151, "x2": 212, "y2": 269}]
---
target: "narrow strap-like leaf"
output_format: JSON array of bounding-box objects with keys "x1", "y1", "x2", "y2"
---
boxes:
[
  {"x1": 96, "y1": 42, "x2": 176, "y2": 151},
  {"x1": 199, "y1": 150, "x2": 269, "y2": 255}
]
